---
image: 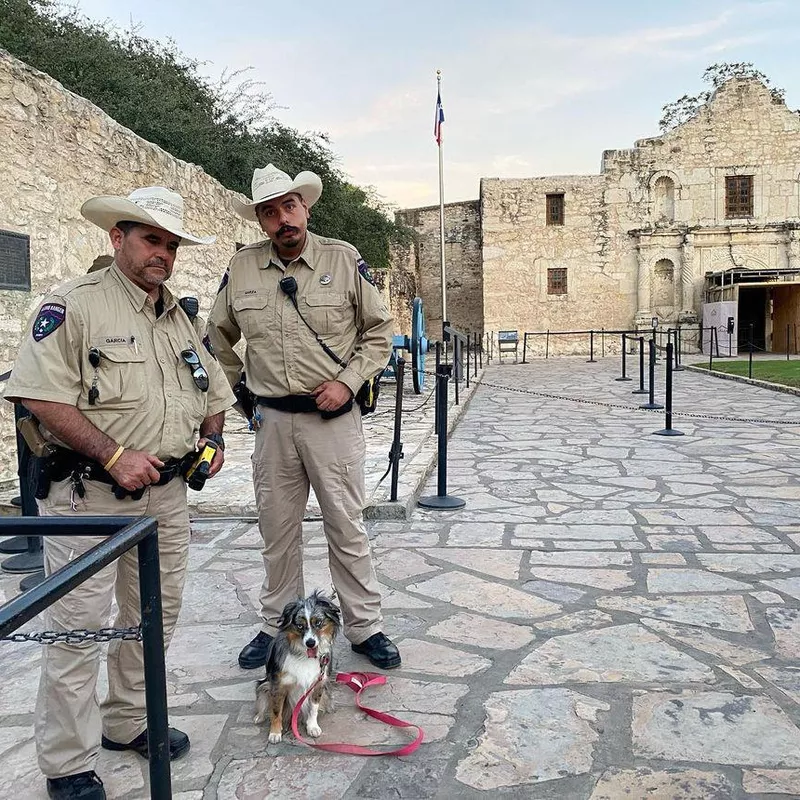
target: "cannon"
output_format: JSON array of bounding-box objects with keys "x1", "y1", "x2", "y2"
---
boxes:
[{"x1": 384, "y1": 297, "x2": 429, "y2": 393}]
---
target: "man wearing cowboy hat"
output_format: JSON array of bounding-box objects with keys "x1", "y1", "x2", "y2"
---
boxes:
[
  {"x1": 5, "y1": 186, "x2": 235, "y2": 800},
  {"x1": 206, "y1": 164, "x2": 401, "y2": 672}
]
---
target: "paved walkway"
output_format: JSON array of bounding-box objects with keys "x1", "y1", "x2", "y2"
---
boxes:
[{"x1": 3, "y1": 357, "x2": 800, "y2": 798}]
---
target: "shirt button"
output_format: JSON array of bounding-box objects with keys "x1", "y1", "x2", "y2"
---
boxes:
[{"x1": 160, "y1": 357, "x2": 165, "y2": 363}]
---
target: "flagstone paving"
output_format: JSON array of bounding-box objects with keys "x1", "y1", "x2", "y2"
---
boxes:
[{"x1": 3, "y1": 356, "x2": 800, "y2": 797}]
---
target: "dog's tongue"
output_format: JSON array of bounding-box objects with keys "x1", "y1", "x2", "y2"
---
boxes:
[{"x1": 307, "y1": 646, "x2": 318, "y2": 658}]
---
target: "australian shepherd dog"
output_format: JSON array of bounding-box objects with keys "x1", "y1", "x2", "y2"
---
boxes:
[{"x1": 254, "y1": 590, "x2": 341, "y2": 743}]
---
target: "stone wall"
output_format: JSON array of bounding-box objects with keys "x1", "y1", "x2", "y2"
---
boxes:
[
  {"x1": 395, "y1": 77, "x2": 800, "y2": 358},
  {"x1": 396, "y1": 200, "x2": 482, "y2": 337},
  {"x1": 0, "y1": 50, "x2": 265, "y2": 485}
]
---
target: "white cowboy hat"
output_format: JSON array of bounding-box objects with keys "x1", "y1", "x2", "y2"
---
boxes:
[
  {"x1": 80, "y1": 186, "x2": 216, "y2": 246},
  {"x1": 233, "y1": 164, "x2": 322, "y2": 222}
]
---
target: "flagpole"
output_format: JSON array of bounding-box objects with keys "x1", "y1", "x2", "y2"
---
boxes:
[{"x1": 437, "y1": 70, "x2": 447, "y2": 338}]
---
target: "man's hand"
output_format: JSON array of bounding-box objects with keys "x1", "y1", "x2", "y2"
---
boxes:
[
  {"x1": 108, "y1": 449, "x2": 164, "y2": 491},
  {"x1": 312, "y1": 380, "x2": 353, "y2": 412},
  {"x1": 197, "y1": 437, "x2": 225, "y2": 478}
]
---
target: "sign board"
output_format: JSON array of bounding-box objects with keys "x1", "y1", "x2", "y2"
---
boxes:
[
  {"x1": 0, "y1": 230, "x2": 31, "y2": 291},
  {"x1": 702, "y1": 301, "x2": 737, "y2": 357}
]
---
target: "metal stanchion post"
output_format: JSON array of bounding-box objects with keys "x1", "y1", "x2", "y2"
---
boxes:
[
  {"x1": 434, "y1": 341, "x2": 442, "y2": 435},
  {"x1": 673, "y1": 328, "x2": 684, "y2": 371},
  {"x1": 137, "y1": 528, "x2": 172, "y2": 799},
  {"x1": 474, "y1": 333, "x2": 478, "y2": 375},
  {"x1": 453, "y1": 337, "x2": 460, "y2": 405},
  {"x1": 545, "y1": 329, "x2": 550, "y2": 359},
  {"x1": 632, "y1": 336, "x2": 648, "y2": 395},
  {"x1": 389, "y1": 358, "x2": 405, "y2": 502},
  {"x1": 639, "y1": 339, "x2": 664, "y2": 410},
  {"x1": 418, "y1": 364, "x2": 465, "y2": 510},
  {"x1": 708, "y1": 327, "x2": 714, "y2": 371},
  {"x1": 748, "y1": 323, "x2": 754, "y2": 379},
  {"x1": 654, "y1": 341, "x2": 684, "y2": 437},
  {"x1": 601, "y1": 328, "x2": 605, "y2": 358},
  {"x1": 587, "y1": 330, "x2": 596, "y2": 363},
  {"x1": 478, "y1": 333, "x2": 483, "y2": 369},
  {"x1": 616, "y1": 332, "x2": 631, "y2": 381},
  {"x1": 788, "y1": 324, "x2": 791, "y2": 361},
  {"x1": 522, "y1": 333, "x2": 528, "y2": 364}
]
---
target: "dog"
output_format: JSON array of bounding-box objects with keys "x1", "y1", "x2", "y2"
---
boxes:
[{"x1": 253, "y1": 590, "x2": 341, "y2": 743}]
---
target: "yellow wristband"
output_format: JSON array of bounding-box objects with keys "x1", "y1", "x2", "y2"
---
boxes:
[{"x1": 103, "y1": 445, "x2": 125, "y2": 472}]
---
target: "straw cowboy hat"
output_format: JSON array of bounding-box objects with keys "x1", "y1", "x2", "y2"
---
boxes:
[
  {"x1": 80, "y1": 186, "x2": 216, "y2": 246},
  {"x1": 233, "y1": 164, "x2": 322, "y2": 222}
]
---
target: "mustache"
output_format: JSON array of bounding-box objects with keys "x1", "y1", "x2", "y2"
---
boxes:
[
  {"x1": 277, "y1": 226, "x2": 299, "y2": 238},
  {"x1": 146, "y1": 259, "x2": 168, "y2": 268}
]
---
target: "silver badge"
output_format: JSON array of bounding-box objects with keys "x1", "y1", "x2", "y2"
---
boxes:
[{"x1": 319, "y1": 273, "x2": 332, "y2": 286}]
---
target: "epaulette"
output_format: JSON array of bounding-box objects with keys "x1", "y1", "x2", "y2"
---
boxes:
[
  {"x1": 56, "y1": 272, "x2": 105, "y2": 298},
  {"x1": 234, "y1": 239, "x2": 269, "y2": 255},
  {"x1": 314, "y1": 235, "x2": 360, "y2": 257}
]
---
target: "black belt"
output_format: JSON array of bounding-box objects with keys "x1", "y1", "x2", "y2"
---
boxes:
[
  {"x1": 256, "y1": 395, "x2": 319, "y2": 413},
  {"x1": 50, "y1": 448, "x2": 189, "y2": 488},
  {"x1": 256, "y1": 394, "x2": 353, "y2": 420}
]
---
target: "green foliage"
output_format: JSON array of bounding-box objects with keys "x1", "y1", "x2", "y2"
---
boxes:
[
  {"x1": 659, "y1": 62, "x2": 787, "y2": 132},
  {"x1": 0, "y1": 0, "x2": 408, "y2": 267}
]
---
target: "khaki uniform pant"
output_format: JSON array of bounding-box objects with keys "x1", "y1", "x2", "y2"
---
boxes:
[
  {"x1": 34, "y1": 476, "x2": 190, "y2": 779},
  {"x1": 253, "y1": 405, "x2": 383, "y2": 644}
]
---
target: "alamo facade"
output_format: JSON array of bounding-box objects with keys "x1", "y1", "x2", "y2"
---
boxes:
[{"x1": 398, "y1": 77, "x2": 800, "y2": 356}]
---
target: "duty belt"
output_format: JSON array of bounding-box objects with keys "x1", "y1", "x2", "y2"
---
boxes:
[
  {"x1": 256, "y1": 395, "x2": 319, "y2": 413},
  {"x1": 48, "y1": 447, "x2": 190, "y2": 499},
  {"x1": 256, "y1": 394, "x2": 353, "y2": 420}
]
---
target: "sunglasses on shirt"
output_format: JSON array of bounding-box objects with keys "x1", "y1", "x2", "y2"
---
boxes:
[{"x1": 181, "y1": 348, "x2": 209, "y2": 392}]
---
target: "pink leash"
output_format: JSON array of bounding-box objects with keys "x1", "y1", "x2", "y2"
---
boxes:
[{"x1": 290, "y1": 669, "x2": 424, "y2": 756}]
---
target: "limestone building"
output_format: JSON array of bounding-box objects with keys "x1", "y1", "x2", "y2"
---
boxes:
[{"x1": 398, "y1": 78, "x2": 800, "y2": 356}]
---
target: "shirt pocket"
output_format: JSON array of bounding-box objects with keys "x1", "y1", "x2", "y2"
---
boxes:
[
  {"x1": 232, "y1": 289, "x2": 275, "y2": 339},
  {"x1": 302, "y1": 292, "x2": 350, "y2": 335},
  {"x1": 89, "y1": 345, "x2": 147, "y2": 410},
  {"x1": 170, "y1": 341, "x2": 208, "y2": 421}
]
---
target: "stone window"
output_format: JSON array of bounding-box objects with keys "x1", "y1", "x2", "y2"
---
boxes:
[
  {"x1": 546, "y1": 194, "x2": 564, "y2": 226},
  {"x1": 653, "y1": 176, "x2": 675, "y2": 223},
  {"x1": 547, "y1": 267, "x2": 568, "y2": 295},
  {"x1": 0, "y1": 229, "x2": 31, "y2": 291},
  {"x1": 725, "y1": 175, "x2": 753, "y2": 218}
]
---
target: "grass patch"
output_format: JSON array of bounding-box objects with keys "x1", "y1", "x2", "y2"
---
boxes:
[{"x1": 692, "y1": 359, "x2": 800, "y2": 388}]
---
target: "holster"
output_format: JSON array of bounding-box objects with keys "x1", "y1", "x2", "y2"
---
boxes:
[
  {"x1": 355, "y1": 376, "x2": 380, "y2": 416},
  {"x1": 32, "y1": 454, "x2": 55, "y2": 500},
  {"x1": 233, "y1": 375, "x2": 257, "y2": 426}
]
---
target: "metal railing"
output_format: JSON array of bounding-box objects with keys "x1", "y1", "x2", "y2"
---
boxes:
[{"x1": 0, "y1": 516, "x2": 172, "y2": 799}]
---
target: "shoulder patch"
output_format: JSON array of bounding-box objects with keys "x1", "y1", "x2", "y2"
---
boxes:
[
  {"x1": 217, "y1": 267, "x2": 230, "y2": 294},
  {"x1": 202, "y1": 333, "x2": 216, "y2": 359},
  {"x1": 357, "y1": 258, "x2": 375, "y2": 286},
  {"x1": 32, "y1": 303, "x2": 66, "y2": 341}
]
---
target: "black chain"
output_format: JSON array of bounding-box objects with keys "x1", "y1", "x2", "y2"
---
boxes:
[
  {"x1": 424, "y1": 368, "x2": 800, "y2": 428},
  {"x1": 2, "y1": 625, "x2": 142, "y2": 645}
]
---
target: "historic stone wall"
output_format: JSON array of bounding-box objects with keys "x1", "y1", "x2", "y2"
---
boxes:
[
  {"x1": 396, "y1": 200, "x2": 482, "y2": 337},
  {"x1": 603, "y1": 78, "x2": 800, "y2": 327},
  {"x1": 395, "y1": 77, "x2": 800, "y2": 358},
  {"x1": 0, "y1": 50, "x2": 267, "y2": 485}
]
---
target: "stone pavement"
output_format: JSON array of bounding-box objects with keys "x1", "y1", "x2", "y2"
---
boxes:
[{"x1": 3, "y1": 356, "x2": 800, "y2": 798}]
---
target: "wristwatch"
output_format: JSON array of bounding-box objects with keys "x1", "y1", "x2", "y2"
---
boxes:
[{"x1": 205, "y1": 433, "x2": 225, "y2": 451}]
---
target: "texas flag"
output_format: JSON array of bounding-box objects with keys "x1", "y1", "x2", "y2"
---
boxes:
[{"x1": 434, "y1": 89, "x2": 445, "y2": 145}]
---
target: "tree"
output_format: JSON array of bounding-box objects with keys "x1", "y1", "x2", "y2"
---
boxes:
[
  {"x1": 659, "y1": 62, "x2": 787, "y2": 132},
  {"x1": 0, "y1": 0, "x2": 408, "y2": 267}
]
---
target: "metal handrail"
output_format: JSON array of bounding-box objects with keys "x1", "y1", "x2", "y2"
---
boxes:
[{"x1": 0, "y1": 516, "x2": 172, "y2": 799}]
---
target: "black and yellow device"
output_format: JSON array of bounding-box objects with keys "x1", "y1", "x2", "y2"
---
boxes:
[{"x1": 185, "y1": 441, "x2": 218, "y2": 491}]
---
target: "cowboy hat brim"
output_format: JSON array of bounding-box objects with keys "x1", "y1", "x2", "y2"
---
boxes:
[
  {"x1": 232, "y1": 171, "x2": 323, "y2": 222},
  {"x1": 80, "y1": 196, "x2": 216, "y2": 246}
]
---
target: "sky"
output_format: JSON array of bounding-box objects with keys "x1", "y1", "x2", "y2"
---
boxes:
[{"x1": 67, "y1": 0, "x2": 800, "y2": 211}]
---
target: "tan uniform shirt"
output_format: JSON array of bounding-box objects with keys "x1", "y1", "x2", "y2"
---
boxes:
[
  {"x1": 206, "y1": 231, "x2": 393, "y2": 397},
  {"x1": 6, "y1": 264, "x2": 235, "y2": 460}
]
